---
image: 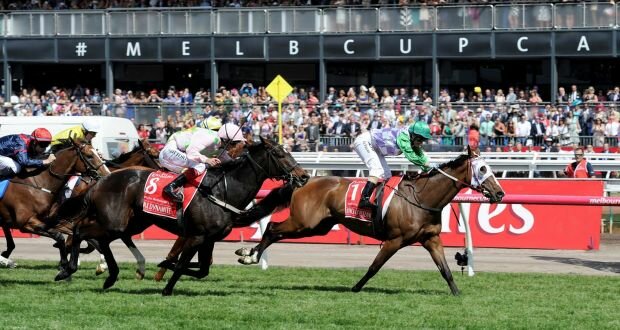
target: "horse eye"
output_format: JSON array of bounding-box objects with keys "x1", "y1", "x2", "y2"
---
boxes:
[{"x1": 480, "y1": 166, "x2": 487, "y2": 173}]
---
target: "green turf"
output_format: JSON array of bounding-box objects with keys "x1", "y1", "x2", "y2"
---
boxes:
[{"x1": 0, "y1": 261, "x2": 618, "y2": 329}]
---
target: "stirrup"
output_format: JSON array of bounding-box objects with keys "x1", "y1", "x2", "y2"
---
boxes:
[{"x1": 164, "y1": 186, "x2": 184, "y2": 203}]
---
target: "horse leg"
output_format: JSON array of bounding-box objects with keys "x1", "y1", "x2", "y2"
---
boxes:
[
  {"x1": 0, "y1": 226, "x2": 17, "y2": 268},
  {"x1": 98, "y1": 240, "x2": 120, "y2": 290},
  {"x1": 422, "y1": 235, "x2": 459, "y2": 296},
  {"x1": 181, "y1": 240, "x2": 214, "y2": 279},
  {"x1": 154, "y1": 237, "x2": 185, "y2": 282},
  {"x1": 55, "y1": 226, "x2": 82, "y2": 281},
  {"x1": 121, "y1": 236, "x2": 145, "y2": 280},
  {"x1": 162, "y1": 236, "x2": 203, "y2": 296},
  {"x1": 352, "y1": 238, "x2": 403, "y2": 292},
  {"x1": 239, "y1": 219, "x2": 335, "y2": 265}
]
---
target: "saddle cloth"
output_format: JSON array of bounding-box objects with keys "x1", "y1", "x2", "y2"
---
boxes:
[
  {"x1": 142, "y1": 170, "x2": 206, "y2": 219},
  {"x1": 0, "y1": 180, "x2": 9, "y2": 200},
  {"x1": 344, "y1": 176, "x2": 403, "y2": 221}
]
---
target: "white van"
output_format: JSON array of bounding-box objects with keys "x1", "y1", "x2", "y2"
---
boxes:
[{"x1": 0, "y1": 116, "x2": 140, "y2": 160}]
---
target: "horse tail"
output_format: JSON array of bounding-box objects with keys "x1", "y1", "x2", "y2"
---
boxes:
[{"x1": 233, "y1": 184, "x2": 294, "y2": 227}]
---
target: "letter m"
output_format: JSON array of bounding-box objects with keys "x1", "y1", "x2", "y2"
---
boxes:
[{"x1": 127, "y1": 42, "x2": 141, "y2": 57}]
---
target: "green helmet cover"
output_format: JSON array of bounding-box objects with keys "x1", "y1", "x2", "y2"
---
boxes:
[{"x1": 409, "y1": 121, "x2": 432, "y2": 140}]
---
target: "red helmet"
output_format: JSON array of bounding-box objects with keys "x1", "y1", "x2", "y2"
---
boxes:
[{"x1": 31, "y1": 128, "x2": 53, "y2": 143}]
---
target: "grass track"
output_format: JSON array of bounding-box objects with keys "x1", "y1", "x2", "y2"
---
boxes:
[{"x1": 0, "y1": 261, "x2": 618, "y2": 329}]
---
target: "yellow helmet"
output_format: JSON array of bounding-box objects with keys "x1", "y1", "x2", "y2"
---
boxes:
[{"x1": 201, "y1": 116, "x2": 222, "y2": 130}]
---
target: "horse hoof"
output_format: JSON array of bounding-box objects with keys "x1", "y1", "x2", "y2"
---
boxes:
[
  {"x1": 157, "y1": 260, "x2": 175, "y2": 269},
  {"x1": 0, "y1": 257, "x2": 17, "y2": 269},
  {"x1": 351, "y1": 286, "x2": 362, "y2": 293},
  {"x1": 135, "y1": 270, "x2": 145, "y2": 281},
  {"x1": 55, "y1": 270, "x2": 70, "y2": 282},
  {"x1": 102, "y1": 278, "x2": 117, "y2": 290},
  {"x1": 154, "y1": 272, "x2": 165, "y2": 282},
  {"x1": 95, "y1": 265, "x2": 107, "y2": 276},
  {"x1": 234, "y1": 247, "x2": 252, "y2": 257},
  {"x1": 237, "y1": 255, "x2": 258, "y2": 265},
  {"x1": 162, "y1": 288, "x2": 173, "y2": 296}
]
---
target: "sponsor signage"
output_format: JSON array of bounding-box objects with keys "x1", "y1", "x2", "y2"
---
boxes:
[
  {"x1": 160, "y1": 37, "x2": 211, "y2": 60},
  {"x1": 109, "y1": 38, "x2": 158, "y2": 60},
  {"x1": 495, "y1": 32, "x2": 551, "y2": 57},
  {"x1": 436, "y1": 33, "x2": 492, "y2": 57},
  {"x1": 379, "y1": 34, "x2": 433, "y2": 58},
  {"x1": 555, "y1": 31, "x2": 613, "y2": 56},
  {"x1": 57, "y1": 38, "x2": 106, "y2": 61},
  {"x1": 268, "y1": 36, "x2": 320, "y2": 59},
  {"x1": 214, "y1": 37, "x2": 264, "y2": 59},
  {"x1": 6, "y1": 39, "x2": 55, "y2": 61},
  {"x1": 323, "y1": 35, "x2": 376, "y2": 58},
  {"x1": 135, "y1": 179, "x2": 602, "y2": 250},
  {"x1": 3, "y1": 31, "x2": 619, "y2": 62}
]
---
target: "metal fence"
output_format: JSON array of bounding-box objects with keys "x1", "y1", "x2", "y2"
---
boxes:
[{"x1": 0, "y1": 3, "x2": 618, "y2": 36}]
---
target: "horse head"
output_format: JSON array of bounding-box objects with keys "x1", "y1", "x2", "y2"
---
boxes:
[
  {"x1": 246, "y1": 137, "x2": 310, "y2": 187},
  {"x1": 465, "y1": 145, "x2": 504, "y2": 203},
  {"x1": 52, "y1": 137, "x2": 111, "y2": 179},
  {"x1": 138, "y1": 139, "x2": 161, "y2": 159}
]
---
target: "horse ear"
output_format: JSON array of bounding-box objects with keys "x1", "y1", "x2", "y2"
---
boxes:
[
  {"x1": 138, "y1": 139, "x2": 145, "y2": 149},
  {"x1": 69, "y1": 132, "x2": 78, "y2": 146},
  {"x1": 467, "y1": 144, "x2": 472, "y2": 156}
]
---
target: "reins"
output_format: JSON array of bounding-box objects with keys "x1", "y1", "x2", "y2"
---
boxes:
[{"x1": 386, "y1": 156, "x2": 484, "y2": 213}]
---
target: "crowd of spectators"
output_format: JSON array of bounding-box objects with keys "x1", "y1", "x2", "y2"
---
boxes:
[{"x1": 2, "y1": 82, "x2": 620, "y2": 156}]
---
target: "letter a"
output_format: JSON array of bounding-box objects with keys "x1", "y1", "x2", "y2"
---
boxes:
[{"x1": 577, "y1": 36, "x2": 590, "y2": 52}]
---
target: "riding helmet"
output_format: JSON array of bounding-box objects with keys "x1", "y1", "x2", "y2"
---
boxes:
[{"x1": 408, "y1": 121, "x2": 432, "y2": 140}]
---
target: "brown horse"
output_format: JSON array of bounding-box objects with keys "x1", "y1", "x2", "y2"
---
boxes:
[
  {"x1": 0, "y1": 139, "x2": 110, "y2": 268},
  {"x1": 55, "y1": 138, "x2": 309, "y2": 295},
  {"x1": 235, "y1": 146, "x2": 505, "y2": 295},
  {"x1": 56, "y1": 139, "x2": 161, "y2": 279}
]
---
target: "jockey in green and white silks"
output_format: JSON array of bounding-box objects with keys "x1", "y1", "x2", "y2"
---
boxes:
[{"x1": 352, "y1": 121, "x2": 433, "y2": 210}]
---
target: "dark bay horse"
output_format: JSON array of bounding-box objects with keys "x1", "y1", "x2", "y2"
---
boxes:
[
  {"x1": 0, "y1": 140, "x2": 110, "y2": 268},
  {"x1": 55, "y1": 137, "x2": 309, "y2": 295},
  {"x1": 55, "y1": 139, "x2": 161, "y2": 279},
  {"x1": 236, "y1": 146, "x2": 505, "y2": 295}
]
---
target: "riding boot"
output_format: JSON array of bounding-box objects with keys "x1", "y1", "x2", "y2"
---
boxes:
[
  {"x1": 164, "y1": 172, "x2": 190, "y2": 203},
  {"x1": 358, "y1": 181, "x2": 377, "y2": 210}
]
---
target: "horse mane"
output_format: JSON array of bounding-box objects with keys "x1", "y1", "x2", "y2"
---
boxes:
[
  {"x1": 106, "y1": 144, "x2": 143, "y2": 164},
  {"x1": 412, "y1": 153, "x2": 470, "y2": 179}
]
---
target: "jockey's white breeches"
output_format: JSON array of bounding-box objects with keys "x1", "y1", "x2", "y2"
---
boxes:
[
  {"x1": 0, "y1": 155, "x2": 20, "y2": 176},
  {"x1": 159, "y1": 144, "x2": 206, "y2": 174},
  {"x1": 352, "y1": 131, "x2": 392, "y2": 180}
]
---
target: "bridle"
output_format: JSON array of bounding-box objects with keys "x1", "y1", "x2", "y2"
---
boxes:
[
  {"x1": 245, "y1": 143, "x2": 307, "y2": 187},
  {"x1": 48, "y1": 144, "x2": 106, "y2": 180},
  {"x1": 434, "y1": 157, "x2": 486, "y2": 194}
]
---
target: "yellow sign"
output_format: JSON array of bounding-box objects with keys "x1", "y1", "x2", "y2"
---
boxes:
[
  {"x1": 265, "y1": 75, "x2": 293, "y2": 104},
  {"x1": 265, "y1": 75, "x2": 293, "y2": 144}
]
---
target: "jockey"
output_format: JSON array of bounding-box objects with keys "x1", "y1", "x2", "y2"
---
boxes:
[
  {"x1": 352, "y1": 121, "x2": 432, "y2": 210},
  {"x1": 0, "y1": 128, "x2": 56, "y2": 180},
  {"x1": 160, "y1": 123, "x2": 246, "y2": 202},
  {"x1": 50, "y1": 119, "x2": 101, "y2": 152},
  {"x1": 200, "y1": 116, "x2": 223, "y2": 131}
]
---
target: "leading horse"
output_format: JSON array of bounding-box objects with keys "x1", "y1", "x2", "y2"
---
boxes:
[
  {"x1": 55, "y1": 137, "x2": 309, "y2": 295},
  {"x1": 0, "y1": 139, "x2": 110, "y2": 268},
  {"x1": 236, "y1": 146, "x2": 505, "y2": 295}
]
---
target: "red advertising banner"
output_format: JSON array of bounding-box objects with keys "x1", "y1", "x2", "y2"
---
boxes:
[{"x1": 216, "y1": 179, "x2": 602, "y2": 250}]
